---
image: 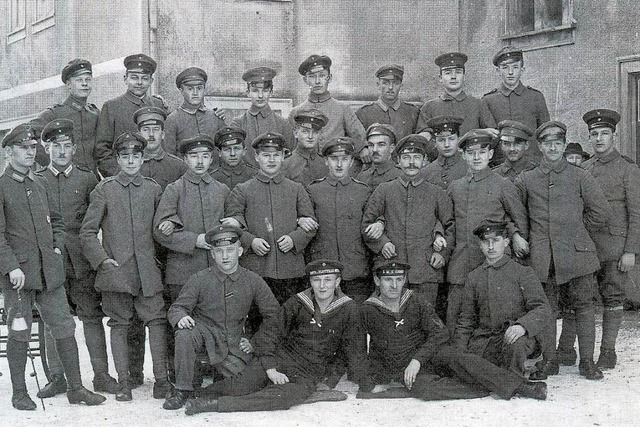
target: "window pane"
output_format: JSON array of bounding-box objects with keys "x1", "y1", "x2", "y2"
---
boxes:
[
  {"x1": 35, "y1": 0, "x2": 55, "y2": 21},
  {"x1": 508, "y1": 0, "x2": 535, "y2": 34},
  {"x1": 535, "y1": 0, "x2": 563, "y2": 30}
]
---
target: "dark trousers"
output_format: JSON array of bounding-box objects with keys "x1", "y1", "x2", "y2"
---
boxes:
[
  {"x1": 482, "y1": 333, "x2": 537, "y2": 376},
  {"x1": 446, "y1": 284, "x2": 465, "y2": 339}
]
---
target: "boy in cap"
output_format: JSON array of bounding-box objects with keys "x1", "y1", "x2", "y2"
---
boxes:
[
  {"x1": 164, "y1": 67, "x2": 227, "y2": 164},
  {"x1": 211, "y1": 126, "x2": 258, "y2": 189},
  {"x1": 363, "y1": 134, "x2": 454, "y2": 304},
  {"x1": 514, "y1": 121, "x2": 610, "y2": 380},
  {"x1": 31, "y1": 58, "x2": 99, "y2": 173},
  {"x1": 575, "y1": 109, "x2": 640, "y2": 369},
  {"x1": 359, "y1": 260, "x2": 548, "y2": 401},
  {"x1": 225, "y1": 132, "x2": 317, "y2": 304},
  {"x1": 230, "y1": 66, "x2": 295, "y2": 167},
  {"x1": 96, "y1": 53, "x2": 166, "y2": 177},
  {"x1": 417, "y1": 52, "x2": 482, "y2": 138},
  {"x1": 307, "y1": 137, "x2": 373, "y2": 303},
  {"x1": 289, "y1": 54, "x2": 368, "y2": 168},
  {"x1": 480, "y1": 46, "x2": 550, "y2": 162},
  {"x1": 183, "y1": 259, "x2": 370, "y2": 415},
  {"x1": 163, "y1": 225, "x2": 280, "y2": 410},
  {"x1": 81, "y1": 132, "x2": 171, "y2": 400},
  {"x1": 422, "y1": 115, "x2": 468, "y2": 189},
  {"x1": 356, "y1": 123, "x2": 402, "y2": 188},
  {"x1": 0, "y1": 124, "x2": 106, "y2": 410},
  {"x1": 356, "y1": 64, "x2": 419, "y2": 140},
  {"x1": 455, "y1": 221, "x2": 552, "y2": 378},
  {"x1": 493, "y1": 120, "x2": 538, "y2": 182},
  {"x1": 446, "y1": 129, "x2": 529, "y2": 337},
  {"x1": 37, "y1": 119, "x2": 119, "y2": 398},
  {"x1": 283, "y1": 109, "x2": 330, "y2": 187},
  {"x1": 134, "y1": 106, "x2": 187, "y2": 190},
  {"x1": 563, "y1": 142, "x2": 591, "y2": 166}
]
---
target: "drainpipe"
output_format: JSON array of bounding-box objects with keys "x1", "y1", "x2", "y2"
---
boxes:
[{"x1": 148, "y1": 0, "x2": 159, "y2": 94}]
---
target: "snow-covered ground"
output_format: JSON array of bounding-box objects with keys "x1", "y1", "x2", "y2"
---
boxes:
[{"x1": 1, "y1": 311, "x2": 639, "y2": 427}]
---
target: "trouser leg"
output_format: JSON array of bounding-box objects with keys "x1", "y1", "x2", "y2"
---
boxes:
[
  {"x1": 598, "y1": 262, "x2": 625, "y2": 351},
  {"x1": 539, "y1": 277, "x2": 558, "y2": 362},
  {"x1": 409, "y1": 371, "x2": 489, "y2": 401},
  {"x1": 446, "y1": 284, "x2": 465, "y2": 339},
  {"x1": 43, "y1": 325, "x2": 64, "y2": 377},
  {"x1": 55, "y1": 336, "x2": 83, "y2": 390},
  {"x1": 173, "y1": 328, "x2": 202, "y2": 391},
  {"x1": 147, "y1": 319, "x2": 168, "y2": 382},
  {"x1": 128, "y1": 314, "x2": 146, "y2": 380},
  {"x1": 7, "y1": 338, "x2": 29, "y2": 393},
  {"x1": 217, "y1": 381, "x2": 314, "y2": 412},
  {"x1": 110, "y1": 326, "x2": 130, "y2": 384},
  {"x1": 568, "y1": 274, "x2": 597, "y2": 361},
  {"x1": 83, "y1": 321, "x2": 110, "y2": 375},
  {"x1": 200, "y1": 362, "x2": 268, "y2": 398}
]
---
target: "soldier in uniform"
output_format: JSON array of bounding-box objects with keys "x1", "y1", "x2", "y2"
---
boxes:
[
  {"x1": 283, "y1": 109, "x2": 329, "y2": 187},
  {"x1": 417, "y1": 52, "x2": 482, "y2": 139},
  {"x1": 0, "y1": 124, "x2": 106, "y2": 410},
  {"x1": 289, "y1": 55, "x2": 368, "y2": 170},
  {"x1": 211, "y1": 126, "x2": 258, "y2": 189},
  {"x1": 163, "y1": 67, "x2": 227, "y2": 165},
  {"x1": 514, "y1": 121, "x2": 610, "y2": 380},
  {"x1": 95, "y1": 53, "x2": 166, "y2": 177},
  {"x1": 422, "y1": 116, "x2": 468, "y2": 189},
  {"x1": 355, "y1": 123, "x2": 402, "y2": 189},
  {"x1": 134, "y1": 107, "x2": 187, "y2": 190},
  {"x1": 162, "y1": 225, "x2": 280, "y2": 410},
  {"x1": 446, "y1": 129, "x2": 529, "y2": 337},
  {"x1": 37, "y1": 119, "x2": 119, "y2": 399},
  {"x1": 30, "y1": 58, "x2": 99, "y2": 174},
  {"x1": 578, "y1": 109, "x2": 640, "y2": 369},
  {"x1": 80, "y1": 132, "x2": 171, "y2": 401},
  {"x1": 356, "y1": 64, "x2": 419, "y2": 141},
  {"x1": 493, "y1": 120, "x2": 538, "y2": 182},
  {"x1": 224, "y1": 132, "x2": 317, "y2": 304},
  {"x1": 563, "y1": 142, "x2": 591, "y2": 166},
  {"x1": 358, "y1": 261, "x2": 547, "y2": 402},
  {"x1": 362, "y1": 134, "x2": 454, "y2": 304},
  {"x1": 454, "y1": 221, "x2": 552, "y2": 378},
  {"x1": 480, "y1": 46, "x2": 550, "y2": 163},
  {"x1": 306, "y1": 137, "x2": 373, "y2": 303},
  {"x1": 183, "y1": 259, "x2": 370, "y2": 415},
  {"x1": 230, "y1": 66, "x2": 295, "y2": 167}
]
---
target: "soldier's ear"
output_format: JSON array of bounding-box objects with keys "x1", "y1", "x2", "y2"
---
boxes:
[
  {"x1": 488, "y1": 149, "x2": 494, "y2": 160},
  {"x1": 237, "y1": 245, "x2": 244, "y2": 258}
]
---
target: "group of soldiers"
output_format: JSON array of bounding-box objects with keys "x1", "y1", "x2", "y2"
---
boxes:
[{"x1": 0, "y1": 44, "x2": 637, "y2": 416}]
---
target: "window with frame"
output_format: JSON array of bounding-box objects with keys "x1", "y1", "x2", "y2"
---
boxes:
[
  {"x1": 32, "y1": 0, "x2": 55, "y2": 33},
  {"x1": 503, "y1": 0, "x2": 575, "y2": 49},
  {"x1": 8, "y1": 0, "x2": 27, "y2": 42}
]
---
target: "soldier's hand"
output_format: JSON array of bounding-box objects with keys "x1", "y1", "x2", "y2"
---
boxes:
[
  {"x1": 54, "y1": 247, "x2": 62, "y2": 255},
  {"x1": 297, "y1": 217, "x2": 319, "y2": 232},
  {"x1": 504, "y1": 324, "x2": 526, "y2": 345},
  {"x1": 252, "y1": 238, "x2": 271, "y2": 256},
  {"x1": 277, "y1": 235, "x2": 294, "y2": 252},
  {"x1": 212, "y1": 107, "x2": 227, "y2": 122},
  {"x1": 364, "y1": 221, "x2": 384, "y2": 240},
  {"x1": 371, "y1": 384, "x2": 390, "y2": 393},
  {"x1": 177, "y1": 316, "x2": 196, "y2": 329},
  {"x1": 100, "y1": 258, "x2": 119, "y2": 269},
  {"x1": 430, "y1": 252, "x2": 445, "y2": 269},
  {"x1": 220, "y1": 217, "x2": 241, "y2": 228},
  {"x1": 619, "y1": 252, "x2": 636, "y2": 272},
  {"x1": 158, "y1": 220, "x2": 176, "y2": 236},
  {"x1": 152, "y1": 94, "x2": 170, "y2": 111},
  {"x1": 359, "y1": 147, "x2": 372, "y2": 164},
  {"x1": 381, "y1": 242, "x2": 397, "y2": 259},
  {"x1": 404, "y1": 359, "x2": 421, "y2": 390},
  {"x1": 432, "y1": 234, "x2": 447, "y2": 252},
  {"x1": 195, "y1": 234, "x2": 213, "y2": 250},
  {"x1": 239, "y1": 337, "x2": 253, "y2": 354},
  {"x1": 484, "y1": 128, "x2": 500, "y2": 139},
  {"x1": 266, "y1": 368, "x2": 289, "y2": 385},
  {"x1": 9, "y1": 268, "x2": 26, "y2": 291},
  {"x1": 511, "y1": 233, "x2": 529, "y2": 258}
]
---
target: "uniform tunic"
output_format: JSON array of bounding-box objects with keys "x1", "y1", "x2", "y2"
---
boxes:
[
  {"x1": 356, "y1": 98, "x2": 419, "y2": 140},
  {"x1": 153, "y1": 170, "x2": 230, "y2": 285},
  {"x1": 211, "y1": 162, "x2": 258, "y2": 189},
  {"x1": 230, "y1": 105, "x2": 295, "y2": 168},
  {"x1": 355, "y1": 160, "x2": 402, "y2": 189},
  {"x1": 225, "y1": 172, "x2": 316, "y2": 279},
  {"x1": 80, "y1": 172, "x2": 163, "y2": 296},
  {"x1": 31, "y1": 96, "x2": 100, "y2": 173},
  {"x1": 289, "y1": 92, "x2": 367, "y2": 154},
  {"x1": 140, "y1": 150, "x2": 187, "y2": 191},
  {"x1": 362, "y1": 175, "x2": 455, "y2": 284},
  {"x1": 163, "y1": 103, "x2": 227, "y2": 161},
  {"x1": 306, "y1": 176, "x2": 371, "y2": 281},
  {"x1": 493, "y1": 156, "x2": 538, "y2": 182},
  {"x1": 446, "y1": 168, "x2": 528, "y2": 285},
  {"x1": 282, "y1": 146, "x2": 328, "y2": 187},
  {"x1": 95, "y1": 91, "x2": 165, "y2": 176},
  {"x1": 514, "y1": 158, "x2": 610, "y2": 285},
  {"x1": 417, "y1": 91, "x2": 482, "y2": 137},
  {"x1": 424, "y1": 152, "x2": 468, "y2": 189}
]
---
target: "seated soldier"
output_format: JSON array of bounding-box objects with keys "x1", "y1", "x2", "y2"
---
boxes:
[
  {"x1": 454, "y1": 221, "x2": 552, "y2": 377},
  {"x1": 359, "y1": 261, "x2": 547, "y2": 402},
  {"x1": 183, "y1": 259, "x2": 370, "y2": 415},
  {"x1": 163, "y1": 225, "x2": 280, "y2": 410}
]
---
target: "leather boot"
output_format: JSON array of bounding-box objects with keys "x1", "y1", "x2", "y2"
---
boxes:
[
  {"x1": 12, "y1": 391, "x2": 37, "y2": 411},
  {"x1": 55, "y1": 336, "x2": 107, "y2": 405},
  {"x1": 579, "y1": 358, "x2": 604, "y2": 380},
  {"x1": 83, "y1": 321, "x2": 118, "y2": 391},
  {"x1": 556, "y1": 311, "x2": 577, "y2": 365},
  {"x1": 596, "y1": 349, "x2": 617, "y2": 370},
  {"x1": 110, "y1": 326, "x2": 133, "y2": 401},
  {"x1": 185, "y1": 398, "x2": 219, "y2": 415},
  {"x1": 7, "y1": 339, "x2": 31, "y2": 405},
  {"x1": 93, "y1": 372, "x2": 120, "y2": 394},
  {"x1": 514, "y1": 381, "x2": 547, "y2": 400},
  {"x1": 37, "y1": 374, "x2": 67, "y2": 398},
  {"x1": 67, "y1": 386, "x2": 107, "y2": 406},
  {"x1": 163, "y1": 389, "x2": 191, "y2": 410},
  {"x1": 598, "y1": 308, "x2": 622, "y2": 369},
  {"x1": 148, "y1": 321, "x2": 168, "y2": 385},
  {"x1": 528, "y1": 359, "x2": 559, "y2": 381},
  {"x1": 128, "y1": 316, "x2": 146, "y2": 388}
]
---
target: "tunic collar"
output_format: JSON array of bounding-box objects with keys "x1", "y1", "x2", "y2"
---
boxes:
[
  {"x1": 481, "y1": 255, "x2": 510, "y2": 270},
  {"x1": 115, "y1": 171, "x2": 143, "y2": 186},
  {"x1": 124, "y1": 90, "x2": 152, "y2": 106},
  {"x1": 220, "y1": 162, "x2": 248, "y2": 176},
  {"x1": 467, "y1": 166, "x2": 491, "y2": 182},
  {"x1": 293, "y1": 146, "x2": 317, "y2": 160},
  {"x1": 499, "y1": 82, "x2": 526, "y2": 97},
  {"x1": 375, "y1": 98, "x2": 402, "y2": 112},
  {"x1": 256, "y1": 171, "x2": 284, "y2": 184},
  {"x1": 399, "y1": 173, "x2": 425, "y2": 187},
  {"x1": 184, "y1": 169, "x2": 213, "y2": 184},
  {"x1": 212, "y1": 265, "x2": 242, "y2": 283},
  {"x1": 538, "y1": 157, "x2": 568, "y2": 174},
  {"x1": 502, "y1": 155, "x2": 536, "y2": 173},
  {"x1": 437, "y1": 152, "x2": 463, "y2": 167},
  {"x1": 307, "y1": 91, "x2": 332, "y2": 103},
  {"x1": 248, "y1": 104, "x2": 273, "y2": 118},
  {"x1": 440, "y1": 90, "x2": 467, "y2": 102},
  {"x1": 595, "y1": 148, "x2": 620, "y2": 164},
  {"x1": 372, "y1": 160, "x2": 393, "y2": 175},
  {"x1": 5, "y1": 164, "x2": 36, "y2": 182},
  {"x1": 63, "y1": 95, "x2": 89, "y2": 111},
  {"x1": 48, "y1": 163, "x2": 74, "y2": 177},
  {"x1": 143, "y1": 148, "x2": 167, "y2": 161},
  {"x1": 327, "y1": 175, "x2": 352, "y2": 186},
  {"x1": 178, "y1": 102, "x2": 207, "y2": 114}
]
